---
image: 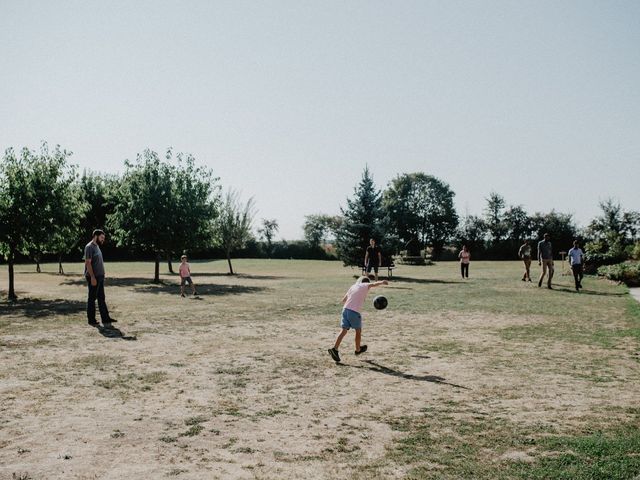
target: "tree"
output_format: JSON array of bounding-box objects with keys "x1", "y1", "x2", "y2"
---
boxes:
[
  {"x1": 456, "y1": 214, "x2": 487, "y2": 252},
  {"x1": 484, "y1": 192, "x2": 507, "y2": 246},
  {"x1": 383, "y1": 173, "x2": 458, "y2": 259},
  {"x1": 303, "y1": 214, "x2": 342, "y2": 250},
  {"x1": 530, "y1": 210, "x2": 577, "y2": 252},
  {"x1": 0, "y1": 144, "x2": 85, "y2": 298},
  {"x1": 584, "y1": 199, "x2": 640, "y2": 264},
  {"x1": 0, "y1": 147, "x2": 35, "y2": 300},
  {"x1": 215, "y1": 190, "x2": 255, "y2": 275},
  {"x1": 503, "y1": 205, "x2": 532, "y2": 242},
  {"x1": 79, "y1": 171, "x2": 121, "y2": 248},
  {"x1": 108, "y1": 149, "x2": 219, "y2": 282},
  {"x1": 335, "y1": 167, "x2": 389, "y2": 266},
  {"x1": 258, "y1": 219, "x2": 279, "y2": 257},
  {"x1": 49, "y1": 174, "x2": 89, "y2": 274}
]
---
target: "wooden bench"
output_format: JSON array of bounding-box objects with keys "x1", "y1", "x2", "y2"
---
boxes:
[{"x1": 360, "y1": 260, "x2": 396, "y2": 278}]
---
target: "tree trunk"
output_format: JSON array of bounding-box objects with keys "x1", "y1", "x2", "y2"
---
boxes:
[
  {"x1": 8, "y1": 249, "x2": 17, "y2": 301},
  {"x1": 58, "y1": 254, "x2": 65, "y2": 275},
  {"x1": 154, "y1": 254, "x2": 161, "y2": 283},
  {"x1": 36, "y1": 254, "x2": 41, "y2": 273},
  {"x1": 167, "y1": 254, "x2": 174, "y2": 274},
  {"x1": 226, "y1": 252, "x2": 234, "y2": 275}
]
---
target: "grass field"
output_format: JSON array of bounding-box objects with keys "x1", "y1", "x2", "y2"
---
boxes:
[{"x1": 1, "y1": 259, "x2": 639, "y2": 479}]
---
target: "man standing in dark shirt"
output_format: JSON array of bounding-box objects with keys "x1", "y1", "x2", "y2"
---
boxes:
[
  {"x1": 84, "y1": 229, "x2": 115, "y2": 327},
  {"x1": 364, "y1": 238, "x2": 382, "y2": 281},
  {"x1": 537, "y1": 233, "x2": 554, "y2": 289}
]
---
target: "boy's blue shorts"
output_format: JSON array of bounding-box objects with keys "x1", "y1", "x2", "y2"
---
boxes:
[{"x1": 341, "y1": 308, "x2": 362, "y2": 330}]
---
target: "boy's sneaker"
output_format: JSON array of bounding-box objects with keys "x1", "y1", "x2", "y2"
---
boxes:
[
  {"x1": 328, "y1": 348, "x2": 341, "y2": 363},
  {"x1": 355, "y1": 345, "x2": 368, "y2": 355}
]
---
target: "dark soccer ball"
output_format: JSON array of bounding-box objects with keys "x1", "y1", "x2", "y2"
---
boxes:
[{"x1": 373, "y1": 295, "x2": 388, "y2": 310}]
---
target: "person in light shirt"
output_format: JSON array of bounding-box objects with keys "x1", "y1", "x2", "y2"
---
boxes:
[
  {"x1": 518, "y1": 239, "x2": 533, "y2": 282},
  {"x1": 327, "y1": 275, "x2": 388, "y2": 363},
  {"x1": 179, "y1": 255, "x2": 198, "y2": 297},
  {"x1": 567, "y1": 240, "x2": 585, "y2": 292},
  {"x1": 458, "y1": 245, "x2": 471, "y2": 279}
]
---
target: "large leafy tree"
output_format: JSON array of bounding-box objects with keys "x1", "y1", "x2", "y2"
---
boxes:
[
  {"x1": 79, "y1": 171, "x2": 121, "y2": 244},
  {"x1": 0, "y1": 148, "x2": 35, "y2": 300},
  {"x1": 0, "y1": 144, "x2": 86, "y2": 299},
  {"x1": 530, "y1": 210, "x2": 577, "y2": 253},
  {"x1": 503, "y1": 205, "x2": 532, "y2": 242},
  {"x1": 383, "y1": 172, "x2": 458, "y2": 259},
  {"x1": 108, "y1": 149, "x2": 220, "y2": 282},
  {"x1": 335, "y1": 167, "x2": 390, "y2": 266},
  {"x1": 215, "y1": 190, "x2": 255, "y2": 275}
]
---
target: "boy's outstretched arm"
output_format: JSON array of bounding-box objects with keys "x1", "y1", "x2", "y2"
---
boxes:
[
  {"x1": 341, "y1": 294, "x2": 348, "y2": 304},
  {"x1": 368, "y1": 280, "x2": 389, "y2": 289}
]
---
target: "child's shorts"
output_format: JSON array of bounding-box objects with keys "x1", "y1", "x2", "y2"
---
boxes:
[
  {"x1": 181, "y1": 276, "x2": 193, "y2": 286},
  {"x1": 341, "y1": 308, "x2": 362, "y2": 330}
]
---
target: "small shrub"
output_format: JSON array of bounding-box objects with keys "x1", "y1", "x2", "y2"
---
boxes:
[{"x1": 597, "y1": 262, "x2": 640, "y2": 287}]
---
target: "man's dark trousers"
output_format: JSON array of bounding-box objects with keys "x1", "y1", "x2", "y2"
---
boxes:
[{"x1": 87, "y1": 276, "x2": 110, "y2": 323}]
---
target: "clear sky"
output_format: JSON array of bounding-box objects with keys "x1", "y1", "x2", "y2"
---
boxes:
[{"x1": 2, "y1": 0, "x2": 639, "y2": 239}]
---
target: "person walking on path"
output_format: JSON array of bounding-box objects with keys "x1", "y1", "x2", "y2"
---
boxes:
[
  {"x1": 458, "y1": 245, "x2": 471, "y2": 279},
  {"x1": 568, "y1": 240, "x2": 585, "y2": 292},
  {"x1": 364, "y1": 238, "x2": 382, "y2": 281},
  {"x1": 518, "y1": 239, "x2": 533, "y2": 282},
  {"x1": 84, "y1": 229, "x2": 116, "y2": 327},
  {"x1": 537, "y1": 233, "x2": 554, "y2": 289}
]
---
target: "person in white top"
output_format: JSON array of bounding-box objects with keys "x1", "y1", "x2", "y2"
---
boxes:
[{"x1": 567, "y1": 240, "x2": 585, "y2": 292}]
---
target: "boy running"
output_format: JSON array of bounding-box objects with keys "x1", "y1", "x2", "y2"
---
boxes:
[
  {"x1": 328, "y1": 275, "x2": 388, "y2": 363},
  {"x1": 179, "y1": 255, "x2": 198, "y2": 297}
]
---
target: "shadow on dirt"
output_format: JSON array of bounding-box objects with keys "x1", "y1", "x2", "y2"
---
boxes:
[{"x1": 338, "y1": 359, "x2": 469, "y2": 390}]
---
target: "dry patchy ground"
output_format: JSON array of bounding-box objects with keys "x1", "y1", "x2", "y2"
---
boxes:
[{"x1": 1, "y1": 260, "x2": 639, "y2": 479}]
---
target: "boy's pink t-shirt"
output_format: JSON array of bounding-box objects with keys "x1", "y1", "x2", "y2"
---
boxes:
[
  {"x1": 459, "y1": 251, "x2": 470, "y2": 264},
  {"x1": 343, "y1": 283, "x2": 370, "y2": 313},
  {"x1": 179, "y1": 262, "x2": 190, "y2": 278}
]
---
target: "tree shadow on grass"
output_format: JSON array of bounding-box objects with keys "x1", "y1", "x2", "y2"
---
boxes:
[
  {"x1": 338, "y1": 359, "x2": 470, "y2": 390},
  {"x1": 0, "y1": 298, "x2": 86, "y2": 318},
  {"x1": 190, "y1": 273, "x2": 288, "y2": 281},
  {"x1": 133, "y1": 283, "x2": 268, "y2": 296},
  {"x1": 389, "y1": 276, "x2": 467, "y2": 285},
  {"x1": 61, "y1": 277, "x2": 268, "y2": 297}
]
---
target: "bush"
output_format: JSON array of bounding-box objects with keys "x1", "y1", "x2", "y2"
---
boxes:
[
  {"x1": 597, "y1": 262, "x2": 640, "y2": 287},
  {"x1": 631, "y1": 242, "x2": 640, "y2": 261}
]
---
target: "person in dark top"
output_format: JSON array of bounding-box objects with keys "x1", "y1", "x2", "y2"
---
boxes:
[
  {"x1": 84, "y1": 229, "x2": 116, "y2": 327},
  {"x1": 537, "y1": 233, "x2": 554, "y2": 289},
  {"x1": 364, "y1": 238, "x2": 383, "y2": 281}
]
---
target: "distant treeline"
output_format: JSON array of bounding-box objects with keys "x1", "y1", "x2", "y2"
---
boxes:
[{"x1": 2, "y1": 144, "x2": 639, "y2": 300}]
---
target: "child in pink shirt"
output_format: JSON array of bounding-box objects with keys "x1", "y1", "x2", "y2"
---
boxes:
[
  {"x1": 328, "y1": 275, "x2": 388, "y2": 363},
  {"x1": 179, "y1": 255, "x2": 198, "y2": 297}
]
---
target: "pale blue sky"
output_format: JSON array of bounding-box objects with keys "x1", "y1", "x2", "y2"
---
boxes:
[{"x1": 1, "y1": 1, "x2": 639, "y2": 239}]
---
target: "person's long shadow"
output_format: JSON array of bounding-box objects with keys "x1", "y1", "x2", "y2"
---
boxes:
[
  {"x1": 95, "y1": 324, "x2": 137, "y2": 341},
  {"x1": 551, "y1": 285, "x2": 626, "y2": 297},
  {"x1": 339, "y1": 359, "x2": 469, "y2": 390}
]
